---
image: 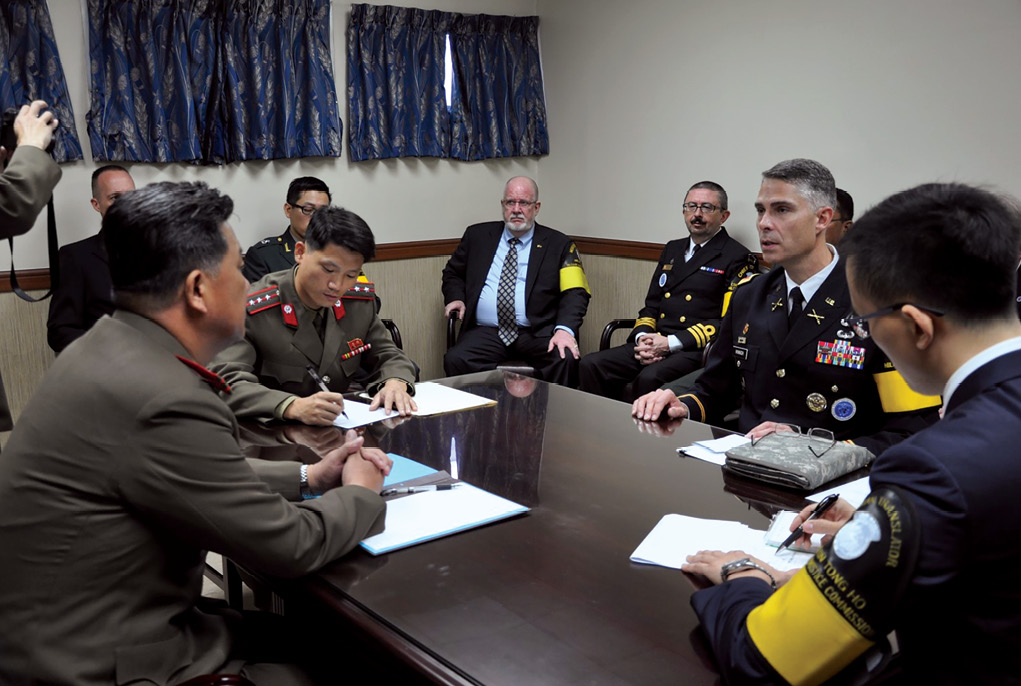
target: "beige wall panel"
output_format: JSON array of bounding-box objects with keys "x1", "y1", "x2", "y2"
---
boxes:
[{"x1": 578, "y1": 255, "x2": 656, "y2": 355}]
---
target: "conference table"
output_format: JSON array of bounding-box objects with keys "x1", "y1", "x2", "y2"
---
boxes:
[{"x1": 242, "y1": 371, "x2": 817, "y2": 685}]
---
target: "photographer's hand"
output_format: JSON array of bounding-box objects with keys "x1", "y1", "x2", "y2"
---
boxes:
[{"x1": 14, "y1": 100, "x2": 58, "y2": 151}]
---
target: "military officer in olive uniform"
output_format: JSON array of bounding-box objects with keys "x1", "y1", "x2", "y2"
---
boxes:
[
  {"x1": 242, "y1": 176, "x2": 331, "y2": 283},
  {"x1": 578, "y1": 181, "x2": 757, "y2": 400},
  {"x1": 634, "y1": 159, "x2": 940, "y2": 456},
  {"x1": 212, "y1": 206, "x2": 417, "y2": 426}
]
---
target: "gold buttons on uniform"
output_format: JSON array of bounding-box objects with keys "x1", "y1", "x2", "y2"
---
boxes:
[
  {"x1": 679, "y1": 316, "x2": 686, "y2": 323},
  {"x1": 660, "y1": 313, "x2": 665, "y2": 319},
  {"x1": 831, "y1": 385, "x2": 839, "y2": 393},
  {"x1": 664, "y1": 292, "x2": 671, "y2": 299},
  {"x1": 685, "y1": 294, "x2": 692, "y2": 301},
  {"x1": 770, "y1": 399, "x2": 780, "y2": 409},
  {"x1": 776, "y1": 369, "x2": 785, "y2": 378}
]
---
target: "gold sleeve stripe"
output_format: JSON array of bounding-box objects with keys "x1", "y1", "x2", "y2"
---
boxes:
[
  {"x1": 684, "y1": 323, "x2": 717, "y2": 348},
  {"x1": 560, "y1": 265, "x2": 591, "y2": 293},
  {"x1": 873, "y1": 370, "x2": 942, "y2": 413},
  {"x1": 677, "y1": 393, "x2": 705, "y2": 422},
  {"x1": 633, "y1": 317, "x2": 656, "y2": 331},
  {"x1": 747, "y1": 569, "x2": 874, "y2": 686}
]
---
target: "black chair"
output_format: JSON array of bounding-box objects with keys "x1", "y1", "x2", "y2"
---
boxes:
[
  {"x1": 447, "y1": 312, "x2": 536, "y2": 377},
  {"x1": 381, "y1": 318, "x2": 402, "y2": 349}
]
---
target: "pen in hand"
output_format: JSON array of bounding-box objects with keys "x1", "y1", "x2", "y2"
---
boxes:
[
  {"x1": 306, "y1": 364, "x2": 348, "y2": 420},
  {"x1": 776, "y1": 492, "x2": 840, "y2": 554}
]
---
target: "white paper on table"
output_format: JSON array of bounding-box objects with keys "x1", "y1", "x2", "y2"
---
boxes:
[
  {"x1": 630, "y1": 513, "x2": 812, "y2": 573},
  {"x1": 360, "y1": 483, "x2": 528, "y2": 555},
  {"x1": 410, "y1": 382, "x2": 496, "y2": 416},
  {"x1": 807, "y1": 476, "x2": 871, "y2": 508},
  {"x1": 764, "y1": 510, "x2": 823, "y2": 552},
  {"x1": 678, "y1": 434, "x2": 750, "y2": 465},
  {"x1": 333, "y1": 400, "x2": 390, "y2": 429}
]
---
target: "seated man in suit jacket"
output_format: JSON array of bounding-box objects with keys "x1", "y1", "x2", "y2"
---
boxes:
[
  {"x1": 578, "y1": 181, "x2": 757, "y2": 400},
  {"x1": 46, "y1": 164, "x2": 135, "y2": 353},
  {"x1": 442, "y1": 176, "x2": 591, "y2": 386},
  {"x1": 0, "y1": 181, "x2": 389, "y2": 684}
]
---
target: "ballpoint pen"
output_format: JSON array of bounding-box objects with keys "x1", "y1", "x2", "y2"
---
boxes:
[
  {"x1": 380, "y1": 483, "x2": 463, "y2": 496},
  {"x1": 306, "y1": 364, "x2": 348, "y2": 420},
  {"x1": 776, "y1": 492, "x2": 840, "y2": 554}
]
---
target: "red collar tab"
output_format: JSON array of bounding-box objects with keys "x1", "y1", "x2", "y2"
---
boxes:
[
  {"x1": 332, "y1": 299, "x2": 346, "y2": 320},
  {"x1": 342, "y1": 283, "x2": 375, "y2": 300},
  {"x1": 280, "y1": 302, "x2": 299, "y2": 328},
  {"x1": 175, "y1": 356, "x2": 232, "y2": 394},
  {"x1": 246, "y1": 286, "x2": 281, "y2": 315}
]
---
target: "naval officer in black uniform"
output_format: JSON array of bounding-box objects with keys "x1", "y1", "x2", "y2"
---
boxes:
[
  {"x1": 633, "y1": 159, "x2": 940, "y2": 457},
  {"x1": 578, "y1": 180, "x2": 756, "y2": 400}
]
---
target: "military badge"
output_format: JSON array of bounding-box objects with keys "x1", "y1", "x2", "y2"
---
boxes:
[
  {"x1": 832, "y1": 398, "x2": 857, "y2": 421},
  {"x1": 700, "y1": 266, "x2": 724, "y2": 275},
  {"x1": 281, "y1": 303, "x2": 298, "y2": 327},
  {"x1": 659, "y1": 273, "x2": 668, "y2": 287},
  {"x1": 806, "y1": 393, "x2": 828, "y2": 412}
]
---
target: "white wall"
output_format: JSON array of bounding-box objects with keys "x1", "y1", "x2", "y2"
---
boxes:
[
  {"x1": 3, "y1": 0, "x2": 540, "y2": 270},
  {"x1": 538, "y1": 0, "x2": 1021, "y2": 250},
  {"x1": 10, "y1": 0, "x2": 1021, "y2": 269}
]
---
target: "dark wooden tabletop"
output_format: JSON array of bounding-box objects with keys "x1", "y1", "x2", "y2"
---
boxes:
[{"x1": 243, "y1": 371, "x2": 813, "y2": 685}]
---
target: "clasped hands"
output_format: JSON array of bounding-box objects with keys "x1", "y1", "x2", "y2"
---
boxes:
[{"x1": 304, "y1": 429, "x2": 393, "y2": 495}]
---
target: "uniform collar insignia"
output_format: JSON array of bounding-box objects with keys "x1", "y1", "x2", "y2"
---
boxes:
[{"x1": 175, "y1": 356, "x2": 232, "y2": 394}]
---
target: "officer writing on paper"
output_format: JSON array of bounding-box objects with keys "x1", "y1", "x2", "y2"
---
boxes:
[
  {"x1": 680, "y1": 183, "x2": 1021, "y2": 684},
  {"x1": 210, "y1": 206, "x2": 417, "y2": 425},
  {"x1": 632, "y1": 159, "x2": 939, "y2": 457},
  {"x1": 0, "y1": 100, "x2": 61, "y2": 449}
]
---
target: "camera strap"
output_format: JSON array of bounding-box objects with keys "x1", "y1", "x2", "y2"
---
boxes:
[{"x1": 8, "y1": 195, "x2": 59, "y2": 302}]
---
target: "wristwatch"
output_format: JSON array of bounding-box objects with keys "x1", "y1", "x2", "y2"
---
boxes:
[
  {"x1": 720, "y1": 557, "x2": 777, "y2": 589},
  {"x1": 299, "y1": 464, "x2": 319, "y2": 500}
]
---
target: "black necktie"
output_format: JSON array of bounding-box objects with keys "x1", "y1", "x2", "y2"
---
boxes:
[
  {"x1": 313, "y1": 309, "x2": 327, "y2": 342},
  {"x1": 788, "y1": 287, "x2": 805, "y2": 330},
  {"x1": 497, "y1": 237, "x2": 520, "y2": 345},
  {"x1": 688, "y1": 242, "x2": 701, "y2": 262}
]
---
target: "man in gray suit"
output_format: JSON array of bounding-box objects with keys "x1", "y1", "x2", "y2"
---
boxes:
[
  {"x1": 0, "y1": 100, "x2": 61, "y2": 443},
  {"x1": 0, "y1": 182, "x2": 389, "y2": 684}
]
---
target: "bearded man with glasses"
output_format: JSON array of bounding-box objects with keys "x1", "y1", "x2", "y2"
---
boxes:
[{"x1": 578, "y1": 180, "x2": 757, "y2": 400}]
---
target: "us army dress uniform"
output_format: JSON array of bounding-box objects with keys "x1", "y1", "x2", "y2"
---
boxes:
[
  {"x1": 578, "y1": 229, "x2": 756, "y2": 398},
  {"x1": 668, "y1": 262, "x2": 940, "y2": 456},
  {"x1": 210, "y1": 267, "x2": 416, "y2": 421}
]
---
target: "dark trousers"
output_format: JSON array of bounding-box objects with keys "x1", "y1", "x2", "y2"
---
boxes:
[
  {"x1": 444, "y1": 325, "x2": 579, "y2": 387},
  {"x1": 578, "y1": 343, "x2": 703, "y2": 401}
]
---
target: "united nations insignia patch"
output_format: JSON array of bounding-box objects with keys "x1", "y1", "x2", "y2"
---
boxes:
[
  {"x1": 659, "y1": 273, "x2": 667, "y2": 288},
  {"x1": 832, "y1": 398, "x2": 857, "y2": 421}
]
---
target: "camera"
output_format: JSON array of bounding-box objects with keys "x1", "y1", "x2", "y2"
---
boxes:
[{"x1": 1, "y1": 107, "x2": 56, "y2": 163}]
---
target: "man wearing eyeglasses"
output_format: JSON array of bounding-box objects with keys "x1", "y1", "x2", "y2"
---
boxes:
[
  {"x1": 578, "y1": 181, "x2": 757, "y2": 400},
  {"x1": 442, "y1": 176, "x2": 590, "y2": 386},
  {"x1": 242, "y1": 176, "x2": 331, "y2": 283},
  {"x1": 633, "y1": 159, "x2": 940, "y2": 457},
  {"x1": 824, "y1": 187, "x2": 855, "y2": 246},
  {"x1": 681, "y1": 183, "x2": 1021, "y2": 684}
]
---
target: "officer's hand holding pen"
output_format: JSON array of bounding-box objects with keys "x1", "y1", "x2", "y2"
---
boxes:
[
  {"x1": 306, "y1": 364, "x2": 347, "y2": 421},
  {"x1": 784, "y1": 494, "x2": 858, "y2": 551}
]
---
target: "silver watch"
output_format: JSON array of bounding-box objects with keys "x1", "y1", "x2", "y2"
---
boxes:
[
  {"x1": 719, "y1": 557, "x2": 777, "y2": 589},
  {"x1": 299, "y1": 464, "x2": 319, "y2": 500}
]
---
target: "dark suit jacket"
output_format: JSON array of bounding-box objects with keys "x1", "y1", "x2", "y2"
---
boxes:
[
  {"x1": 441, "y1": 221, "x2": 590, "y2": 339},
  {"x1": 46, "y1": 232, "x2": 116, "y2": 353},
  {"x1": 0, "y1": 146, "x2": 61, "y2": 431},
  {"x1": 671, "y1": 262, "x2": 940, "y2": 456},
  {"x1": 0, "y1": 311, "x2": 385, "y2": 684},
  {"x1": 689, "y1": 348, "x2": 1021, "y2": 684}
]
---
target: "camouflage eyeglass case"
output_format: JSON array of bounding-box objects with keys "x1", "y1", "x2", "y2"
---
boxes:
[{"x1": 724, "y1": 432, "x2": 874, "y2": 491}]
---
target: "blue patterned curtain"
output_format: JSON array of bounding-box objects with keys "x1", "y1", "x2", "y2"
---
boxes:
[
  {"x1": 0, "y1": 0, "x2": 83, "y2": 163},
  {"x1": 346, "y1": 4, "x2": 451, "y2": 162},
  {"x1": 87, "y1": 0, "x2": 340, "y2": 164},
  {"x1": 216, "y1": 0, "x2": 341, "y2": 162},
  {"x1": 449, "y1": 14, "x2": 548, "y2": 161}
]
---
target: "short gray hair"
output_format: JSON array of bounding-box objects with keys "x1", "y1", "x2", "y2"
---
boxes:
[{"x1": 762, "y1": 159, "x2": 836, "y2": 211}]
